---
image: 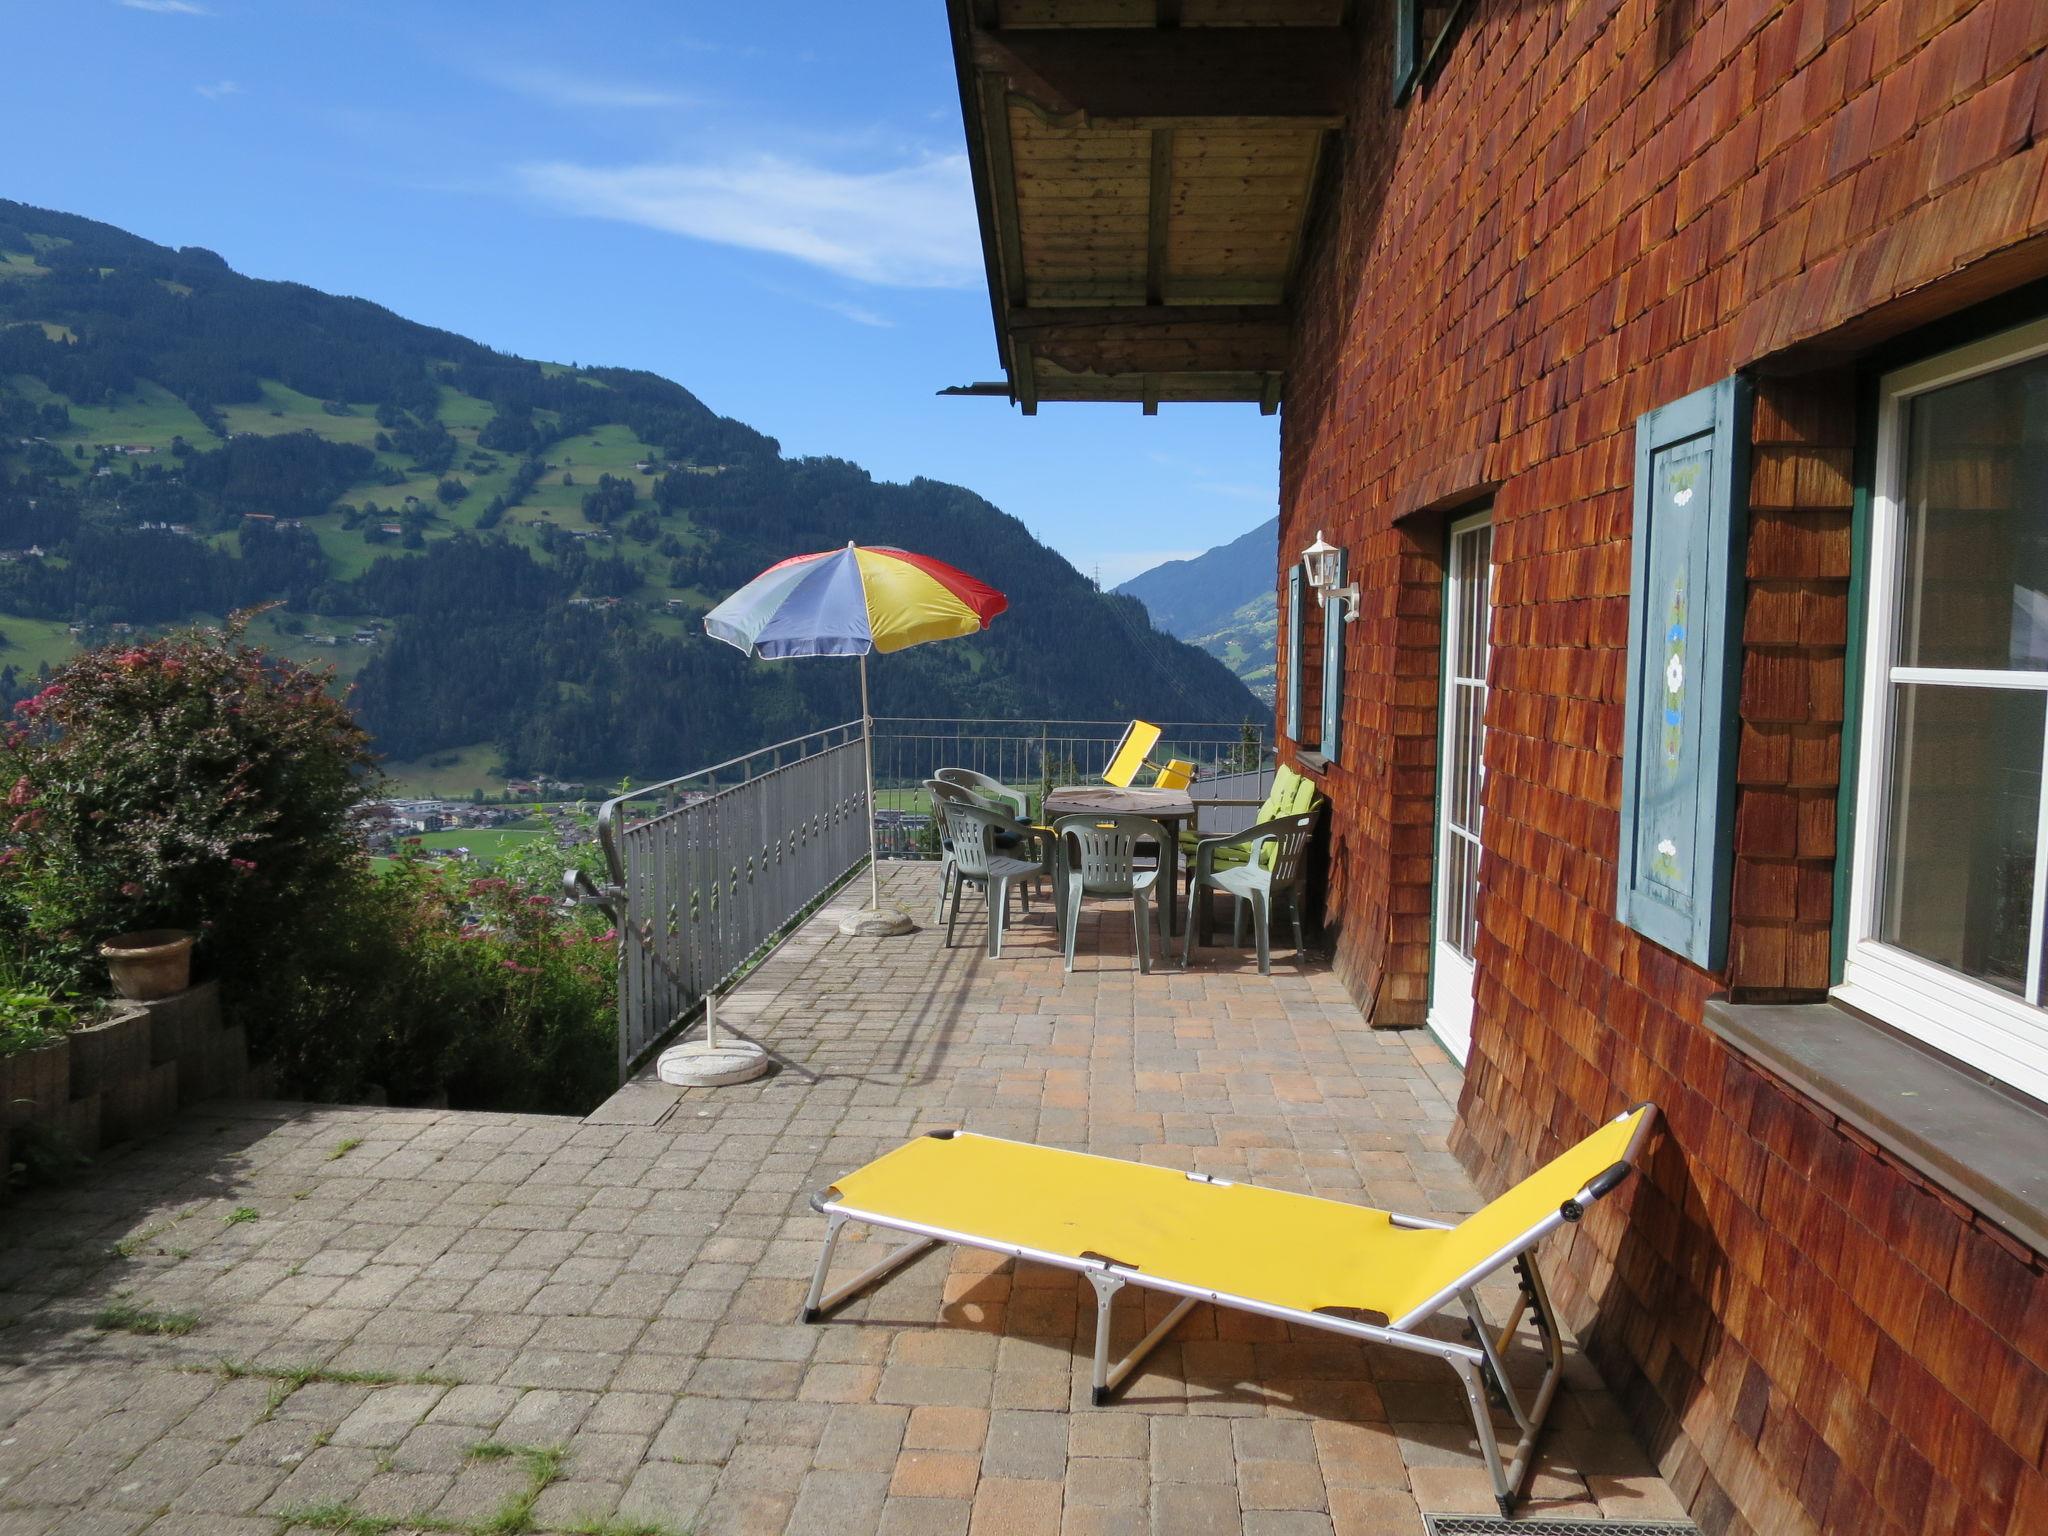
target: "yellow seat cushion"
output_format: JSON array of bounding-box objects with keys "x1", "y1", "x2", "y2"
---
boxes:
[{"x1": 826, "y1": 1109, "x2": 1650, "y2": 1327}]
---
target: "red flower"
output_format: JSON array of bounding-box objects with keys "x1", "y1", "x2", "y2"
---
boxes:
[
  {"x1": 6, "y1": 777, "x2": 29, "y2": 807},
  {"x1": 500, "y1": 960, "x2": 539, "y2": 975},
  {"x1": 230, "y1": 857, "x2": 257, "y2": 875}
]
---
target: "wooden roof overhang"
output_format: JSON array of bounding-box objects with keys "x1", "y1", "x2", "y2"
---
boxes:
[{"x1": 943, "y1": 0, "x2": 1351, "y2": 414}]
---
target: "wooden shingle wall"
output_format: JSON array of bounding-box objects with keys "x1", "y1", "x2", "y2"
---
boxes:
[{"x1": 1277, "y1": 0, "x2": 2048, "y2": 1531}]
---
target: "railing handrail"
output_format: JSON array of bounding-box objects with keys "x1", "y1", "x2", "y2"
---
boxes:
[
  {"x1": 596, "y1": 718, "x2": 865, "y2": 889},
  {"x1": 871, "y1": 715, "x2": 1265, "y2": 729}
]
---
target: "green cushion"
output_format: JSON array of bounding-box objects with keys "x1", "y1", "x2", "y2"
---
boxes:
[
  {"x1": 1255, "y1": 764, "x2": 1300, "y2": 826},
  {"x1": 1284, "y1": 773, "x2": 1319, "y2": 817}
]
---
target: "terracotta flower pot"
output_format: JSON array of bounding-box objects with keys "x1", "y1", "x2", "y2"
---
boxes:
[{"x1": 100, "y1": 930, "x2": 194, "y2": 1002}]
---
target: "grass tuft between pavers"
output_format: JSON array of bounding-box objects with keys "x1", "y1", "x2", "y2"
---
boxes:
[
  {"x1": 191, "y1": 1357, "x2": 465, "y2": 1419},
  {"x1": 283, "y1": 1440, "x2": 688, "y2": 1536},
  {"x1": 94, "y1": 1299, "x2": 199, "y2": 1336}
]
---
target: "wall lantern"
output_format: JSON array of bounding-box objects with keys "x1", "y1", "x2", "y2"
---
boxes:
[{"x1": 1300, "y1": 529, "x2": 1360, "y2": 622}]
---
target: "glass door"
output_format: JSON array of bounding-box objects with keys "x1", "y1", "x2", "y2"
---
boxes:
[{"x1": 1430, "y1": 511, "x2": 1493, "y2": 1064}]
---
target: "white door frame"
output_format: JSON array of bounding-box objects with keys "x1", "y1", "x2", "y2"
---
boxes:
[{"x1": 1430, "y1": 510, "x2": 1494, "y2": 1065}]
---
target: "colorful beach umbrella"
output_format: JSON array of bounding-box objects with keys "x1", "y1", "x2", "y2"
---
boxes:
[{"x1": 704, "y1": 542, "x2": 1008, "y2": 911}]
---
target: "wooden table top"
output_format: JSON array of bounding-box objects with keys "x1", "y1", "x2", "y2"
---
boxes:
[{"x1": 1041, "y1": 785, "x2": 1196, "y2": 820}]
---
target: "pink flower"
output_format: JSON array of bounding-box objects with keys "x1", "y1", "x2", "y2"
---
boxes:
[
  {"x1": 230, "y1": 857, "x2": 257, "y2": 875},
  {"x1": 500, "y1": 960, "x2": 539, "y2": 975},
  {"x1": 6, "y1": 777, "x2": 29, "y2": 807},
  {"x1": 120, "y1": 881, "x2": 144, "y2": 897},
  {"x1": 525, "y1": 895, "x2": 551, "y2": 907}
]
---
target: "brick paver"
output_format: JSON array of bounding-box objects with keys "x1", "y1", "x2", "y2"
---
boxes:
[{"x1": 0, "y1": 866, "x2": 1676, "y2": 1534}]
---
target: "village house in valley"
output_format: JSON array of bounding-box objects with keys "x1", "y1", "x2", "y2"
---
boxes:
[{"x1": 946, "y1": 1, "x2": 2048, "y2": 1532}]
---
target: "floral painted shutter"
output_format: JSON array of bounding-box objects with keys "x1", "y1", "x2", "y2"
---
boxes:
[
  {"x1": 1320, "y1": 548, "x2": 1346, "y2": 761},
  {"x1": 1617, "y1": 376, "x2": 1751, "y2": 968},
  {"x1": 1286, "y1": 565, "x2": 1305, "y2": 742}
]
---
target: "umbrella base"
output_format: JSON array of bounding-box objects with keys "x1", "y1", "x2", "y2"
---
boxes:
[
  {"x1": 656, "y1": 1039, "x2": 769, "y2": 1087},
  {"x1": 840, "y1": 905, "x2": 917, "y2": 937}
]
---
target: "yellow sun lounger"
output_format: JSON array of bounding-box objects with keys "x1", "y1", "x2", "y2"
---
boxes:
[{"x1": 804, "y1": 1104, "x2": 1658, "y2": 1517}]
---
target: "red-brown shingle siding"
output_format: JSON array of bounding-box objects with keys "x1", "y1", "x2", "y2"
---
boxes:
[{"x1": 1279, "y1": 0, "x2": 2048, "y2": 1529}]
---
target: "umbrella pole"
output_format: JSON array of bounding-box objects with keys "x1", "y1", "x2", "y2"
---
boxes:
[{"x1": 860, "y1": 651, "x2": 880, "y2": 910}]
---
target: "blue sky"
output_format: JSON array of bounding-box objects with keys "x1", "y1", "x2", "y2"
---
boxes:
[{"x1": 6, "y1": 0, "x2": 1280, "y2": 586}]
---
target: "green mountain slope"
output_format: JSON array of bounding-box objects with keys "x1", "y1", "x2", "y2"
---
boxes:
[
  {"x1": 1115, "y1": 517, "x2": 1276, "y2": 701},
  {"x1": 0, "y1": 200, "x2": 1260, "y2": 785}
]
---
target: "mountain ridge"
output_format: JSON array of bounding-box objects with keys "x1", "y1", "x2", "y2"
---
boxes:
[
  {"x1": 0, "y1": 198, "x2": 1261, "y2": 786},
  {"x1": 1116, "y1": 516, "x2": 1277, "y2": 701}
]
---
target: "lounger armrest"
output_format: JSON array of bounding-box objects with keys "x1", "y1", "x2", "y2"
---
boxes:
[{"x1": 1560, "y1": 1160, "x2": 1636, "y2": 1222}]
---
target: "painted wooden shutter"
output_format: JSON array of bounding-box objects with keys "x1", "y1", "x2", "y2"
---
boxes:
[
  {"x1": 1320, "y1": 548, "x2": 1346, "y2": 761},
  {"x1": 1617, "y1": 375, "x2": 1751, "y2": 969},
  {"x1": 1285, "y1": 565, "x2": 1305, "y2": 741}
]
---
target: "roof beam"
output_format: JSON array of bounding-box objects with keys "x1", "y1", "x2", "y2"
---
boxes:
[
  {"x1": 977, "y1": 76, "x2": 1028, "y2": 308},
  {"x1": 971, "y1": 27, "x2": 1349, "y2": 125},
  {"x1": 1145, "y1": 128, "x2": 1173, "y2": 306},
  {"x1": 1006, "y1": 304, "x2": 1290, "y2": 334}
]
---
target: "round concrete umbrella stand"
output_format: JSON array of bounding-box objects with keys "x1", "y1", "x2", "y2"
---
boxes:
[
  {"x1": 840, "y1": 905, "x2": 915, "y2": 937},
  {"x1": 655, "y1": 994, "x2": 768, "y2": 1087}
]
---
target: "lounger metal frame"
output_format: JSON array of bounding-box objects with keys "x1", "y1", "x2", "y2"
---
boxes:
[{"x1": 801, "y1": 1107, "x2": 1658, "y2": 1518}]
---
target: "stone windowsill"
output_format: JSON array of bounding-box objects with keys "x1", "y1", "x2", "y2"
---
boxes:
[{"x1": 1702, "y1": 996, "x2": 2048, "y2": 1259}]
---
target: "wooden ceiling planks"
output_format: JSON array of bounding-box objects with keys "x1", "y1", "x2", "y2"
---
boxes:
[
  {"x1": 948, "y1": 0, "x2": 1350, "y2": 408},
  {"x1": 997, "y1": 0, "x2": 1342, "y2": 27}
]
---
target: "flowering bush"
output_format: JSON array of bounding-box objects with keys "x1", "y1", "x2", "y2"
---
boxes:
[
  {"x1": 0, "y1": 616, "x2": 615, "y2": 1113},
  {"x1": 0, "y1": 614, "x2": 375, "y2": 996}
]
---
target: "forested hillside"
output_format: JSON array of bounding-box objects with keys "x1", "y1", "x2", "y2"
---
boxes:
[{"x1": 0, "y1": 199, "x2": 1258, "y2": 784}]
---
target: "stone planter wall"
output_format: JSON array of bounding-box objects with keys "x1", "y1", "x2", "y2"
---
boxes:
[{"x1": 2, "y1": 978, "x2": 260, "y2": 1194}]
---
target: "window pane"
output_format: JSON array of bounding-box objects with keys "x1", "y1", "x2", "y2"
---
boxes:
[
  {"x1": 1881, "y1": 683, "x2": 2043, "y2": 995},
  {"x1": 1897, "y1": 352, "x2": 2048, "y2": 670}
]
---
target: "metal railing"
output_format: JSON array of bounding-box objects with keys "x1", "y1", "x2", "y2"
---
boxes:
[
  {"x1": 590, "y1": 721, "x2": 870, "y2": 1078},
  {"x1": 867, "y1": 717, "x2": 1273, "y2": 858},
  {"x1": 590, "y1": 714, "x2": 1273, "y2": 1079}
]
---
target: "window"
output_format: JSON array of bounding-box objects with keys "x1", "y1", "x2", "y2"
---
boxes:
[
  {"x1": 1842, "y1": 316, "x2": 2048, "y2": 1103},
  {"x1": 1282, "y1": 553, "x2": 1344, "y2": 758},
  {"x1": 1393, "y1": 0, "x2": 1469, "y2": 105}
]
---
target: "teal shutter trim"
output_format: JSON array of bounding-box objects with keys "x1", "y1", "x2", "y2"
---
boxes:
[
  {"x1": 1391, "y1": 0, "x2": 1420, "y2": 104},
  {"x1": 1320, "y1": 548, "x2": 1346, "y2": 761},
  {"x1": 1617, "y1": 375, "x2": 1751, "y2": 970},
  {"x1": 1286, "y1": 566, "x2": 1305, "y2": 741}
]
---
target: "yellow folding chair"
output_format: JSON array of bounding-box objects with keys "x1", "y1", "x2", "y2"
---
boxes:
[
  {"x1": 1102, "y1": 720, "x2": 1162, "y2": 787},
  {"x1": 803, "y1": 1104, "x2": 1659, "y2": 1517}
]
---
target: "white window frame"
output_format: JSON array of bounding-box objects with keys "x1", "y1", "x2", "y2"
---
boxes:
[{"x1": 1839, "y1": 315, "x2": 2048, "y2": 1103}]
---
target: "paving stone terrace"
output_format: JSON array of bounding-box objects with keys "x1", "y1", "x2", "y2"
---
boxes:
[{"x1": 0, "y1": 865, "x2": 1687, "y2": 1536}]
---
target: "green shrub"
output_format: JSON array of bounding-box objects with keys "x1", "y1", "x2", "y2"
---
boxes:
[
  {"x1": 0, "y1": 981, "x2": 73, "y2": 1056},
  {"x1": 261, "y1": 853, "x2": 614, "y2": 1114}
]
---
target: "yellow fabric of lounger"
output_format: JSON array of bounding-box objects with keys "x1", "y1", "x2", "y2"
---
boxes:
[{"x1": 828, "y1": 1108, "x2": 1647, "y2": 1326}]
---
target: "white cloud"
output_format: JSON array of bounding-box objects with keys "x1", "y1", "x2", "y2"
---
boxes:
[
  {"x1": 121, "y1": 0, "x2": 210, "y2": 13},
  {"x1": 195, "y1": 80, "x2": 240, "y2": 100},
  {"x1": 482, "y1": 65, "x2": 692, "y2": 112},
  {"x1": 814, "y1": 298, "x2": 892, "y2": 328},
  {"x1": 516, "y1": 151, "x2": 980, "y2": 289}
]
